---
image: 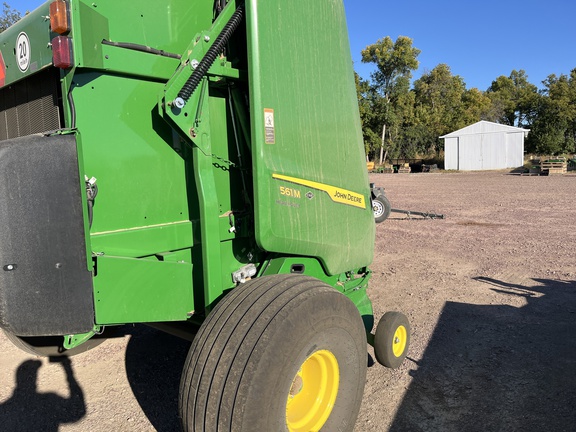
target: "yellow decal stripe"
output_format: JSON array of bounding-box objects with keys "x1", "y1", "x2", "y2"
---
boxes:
[{"x1": 272, "y1": 174, "x2": 366, "y2": 209}]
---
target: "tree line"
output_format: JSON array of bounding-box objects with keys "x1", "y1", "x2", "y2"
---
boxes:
[
  {"x1": 357, "y1": 36, "x2": 576, "y2": 161},
  {"x1": 3, "y1": 6, "x2": 574, "y2": 159}
]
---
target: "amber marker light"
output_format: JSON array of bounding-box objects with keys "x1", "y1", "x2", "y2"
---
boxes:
[
  {"x1": 50, "y1": 0, "x2": 70, "y2": 34},
  {"x1": 52, "y1": 36, "x2": 73, "y2": 68}
]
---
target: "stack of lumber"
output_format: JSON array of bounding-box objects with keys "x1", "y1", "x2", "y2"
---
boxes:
[
  {"x1": 398, "y1": 163, "x2": 411, "y2": 174},
  {"x1": 541, "y1": 157, "x2": 567, "y2": 175}
]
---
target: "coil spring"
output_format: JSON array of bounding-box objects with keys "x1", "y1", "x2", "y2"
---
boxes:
[{"x1": 177, "y1": 5, "x2": 244, "y2": 102}]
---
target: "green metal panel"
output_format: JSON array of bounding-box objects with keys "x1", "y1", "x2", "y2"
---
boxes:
[
  {"x1": 260, "y1": 257, "x2": 338, "y2": 283},
  {"x1": 0, "y1": 0, "x2": 217, "y2": 88},
  {"x1": 260, "y1": 256, "x2": 374, "y2": 332},
  {"x1": 76, "y1": 0, "x2": 213, "y2": 60},
  {"x1": 71, "y1": 72, "x2": 190, "y2": 237},
  {"x1": 72, "y1": 1, "x2": 185, "y2": 80},
  {"x1": 0, "y1": 3, "x2": 52, "y2": 87},
  {"x1": 67, "y1": 2, "x2": 254, "y2": 315},
  {"x1": 90, "y1": 221, "x2": 195, "y2": 258},
  {"x1": 246, "y1": 0, "x2": 374, "y2": 275},
  {"x1": 94, "y1": 254, "x2": 193, "y2": 324},
  {"x1": 71, "y1": 0, "x2": 214, "y2": 71}
]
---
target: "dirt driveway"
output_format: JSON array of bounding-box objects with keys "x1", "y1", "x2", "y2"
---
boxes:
[{"x1": 1, "y1": 171, "x2": 575, "y2": 431}]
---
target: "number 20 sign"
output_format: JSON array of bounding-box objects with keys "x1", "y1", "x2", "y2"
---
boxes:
[{"x1": 16, "y1": 32, "x2": 31, "y2": 73}]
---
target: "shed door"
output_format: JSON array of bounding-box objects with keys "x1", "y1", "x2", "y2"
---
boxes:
[{"x1": 459, "y1": 135, "x2": 483, "y2": 170}]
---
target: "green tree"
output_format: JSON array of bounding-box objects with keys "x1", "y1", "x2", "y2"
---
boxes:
[
  {"x1": 1, "y1": 2, "x2": 20, "y2": 32},
  {"x1": 413, "y1": 64, "x2": 467, "y2": 154},
  {"x1": 461, "y1": 87, "x2": 497, "y2": 124},
  {"x1": 361, "y1": 36, "x2": 420, "y2": 103},
  {"x1": 527, "y1": 69, "x2": 576, "y2": 155},
  {"x1": 486, "y1": 70, "x2": 539, "y2": 128},
  {"x1": 355, "y1": 72, "x2": 383, "y2": 158},
  {"x1": 360, "y1": 36, "x2": 420, "y2": 161},
  {"x1": 387, "y1": 90, "x2": 416, "y2": 158}
]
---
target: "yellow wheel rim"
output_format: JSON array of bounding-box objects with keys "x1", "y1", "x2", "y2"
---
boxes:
[
  {"x1": 392, "y1": 325, "x2": 407, "y2": 357},
  {"x1": 286, "y1": 350, "x2": 339, "y2": 432}
]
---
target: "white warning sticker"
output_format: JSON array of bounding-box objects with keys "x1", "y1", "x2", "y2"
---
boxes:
[
  {"x1": 16, "y1": 32, "x2": 30, "y2": 73},
  {"x1": 264, "y1": 108, "x2": 275, "y2": 144}
]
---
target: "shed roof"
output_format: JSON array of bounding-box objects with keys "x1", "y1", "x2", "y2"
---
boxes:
[{"x1": 440, "y1": 120, "x2": 529, "y2": 138}]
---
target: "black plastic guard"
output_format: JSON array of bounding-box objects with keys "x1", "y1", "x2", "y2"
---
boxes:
[{"x1": 0, "y1": 134, "x2": 94, "y2": 336}]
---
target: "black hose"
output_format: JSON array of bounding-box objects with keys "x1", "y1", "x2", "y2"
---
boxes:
[
  {"x1": 177, "y1": 5, "x2": 244, "y2": 102},
  {"x1": 101, "y1": 40, "x2": 181, "y2": 59},
  {"x1": 67, "y1": 89, "x2": 76, "y2": 129}
]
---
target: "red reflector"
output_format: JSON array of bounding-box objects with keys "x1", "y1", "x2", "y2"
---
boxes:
[
  {"x1": 52, "y1": 36, "x2": 73, "y2": 69},
  {"x1": 0, "y1": 51, "x2": 5, "y2": 87}
]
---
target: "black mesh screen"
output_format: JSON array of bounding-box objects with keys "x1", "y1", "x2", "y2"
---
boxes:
[{"x1": 0, "y1": 68, "x2": 63, "y2": 141}]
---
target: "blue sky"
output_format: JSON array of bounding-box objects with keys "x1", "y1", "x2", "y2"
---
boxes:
[
  {"x1": 343, "y1": 0, "x2": 576, "y2": 90},
  {"x1": 16, "y1": 0, "x2": 576, "y2": 90}
]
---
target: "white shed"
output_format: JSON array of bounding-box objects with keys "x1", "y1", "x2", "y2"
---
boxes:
[{"x1": 441, "y1": 121, "x2": 529, "y2": 171}]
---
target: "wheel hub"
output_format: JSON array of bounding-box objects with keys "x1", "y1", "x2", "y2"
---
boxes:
[
  {"x1": 289, "y1": 374, "x2": 304, "y2": 397},
  {"x1": 373, "y1": 201, "x2": 384, "y2": 217},
  {"x1": 286, "y1": 350, "x2": 339, "y2": 432},
  {"x1": 393, "y1": 325, "x2": 407, "y2": 357}
]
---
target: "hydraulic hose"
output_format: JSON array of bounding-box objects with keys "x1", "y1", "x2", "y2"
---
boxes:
[
  {"x1": 67, "y1": 89, "x2": 76, "y2": 129},
  {"x1": 101, "y1": 40, "x2": 181, "y2": 59},
  {"x1": 176, "y1": 5, "x2": 244, "y2": 104}
]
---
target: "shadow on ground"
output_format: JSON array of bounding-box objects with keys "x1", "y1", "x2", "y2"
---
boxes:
[
  {"x1": 390, "y1": 277, "x2": 576, "y2": 432},
  {"x1": 124, "y1": 325, "x2": 191, "y2": 432},
  {"x1": 0, "y1": 356, "x2": 86, "y2": 432}
]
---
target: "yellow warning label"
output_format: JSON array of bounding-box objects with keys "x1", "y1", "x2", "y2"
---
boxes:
[{"x1": 272, "y1": 174, "x2": 366, "y2": 209}]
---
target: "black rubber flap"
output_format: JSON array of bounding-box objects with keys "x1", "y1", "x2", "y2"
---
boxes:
[{"x1": 0, "y1": 134, "x2": 94, "y2": 336}]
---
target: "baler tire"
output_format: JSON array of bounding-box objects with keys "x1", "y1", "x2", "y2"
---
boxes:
[
  {"x1": 373, "y1": 194, "x2": 391, "y2": 223},
  {"x1": 179, "y1": 274, "x2": 367, "y2": 432},
  {"x1": 2, "y1": 329, "x2": 106, "y2": 357},
  {"x1": 373, "y1": 311, "x2": 410, "y2": 369}
]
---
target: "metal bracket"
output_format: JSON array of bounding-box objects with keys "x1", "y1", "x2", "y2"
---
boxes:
[
  {"x1": 63, "y1": 325, "x2": 103, "y2": 350},
  {"x1": 232, "y1": 263, "x2": 257, "y2": 284},
  {"x1": 160, "y1": 0, "x2": 242, "y2": 154}
]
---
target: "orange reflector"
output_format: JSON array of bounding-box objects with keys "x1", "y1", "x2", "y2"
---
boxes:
[
  {"x1": 50, "y1": 0, "x2": 69, "y2": 34},
  {"x1": 0, "y1": 51, "x2": 5, "y2": 87},
  {"x1": 52, "y1": 36, "x2": 73, "y2": 68}
]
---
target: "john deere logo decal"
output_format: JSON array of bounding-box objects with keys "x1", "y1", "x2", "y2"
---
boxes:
[{"x1": 272, "y1": 174, "x2": 366, "y2": 209}]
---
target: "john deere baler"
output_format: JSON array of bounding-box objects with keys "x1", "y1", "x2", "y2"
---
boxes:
[{"x1": 0, "y1": 1, "x2": 410, "y2": 430}]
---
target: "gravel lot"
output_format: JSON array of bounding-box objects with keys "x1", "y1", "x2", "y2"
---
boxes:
[{"x1": 1, "y1": 170, "x2": 575, "y2": 431}]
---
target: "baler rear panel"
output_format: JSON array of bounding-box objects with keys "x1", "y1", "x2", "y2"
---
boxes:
[{"x1": 246, "y1": 0, "x2": 374, "y2": 275}]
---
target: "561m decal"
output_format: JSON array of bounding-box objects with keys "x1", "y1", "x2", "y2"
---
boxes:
[{"x1": 272, "y1": 173, "x2": 366, "y2": 209}]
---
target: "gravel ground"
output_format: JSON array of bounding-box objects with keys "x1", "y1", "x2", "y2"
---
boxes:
[{"x1": 1, "y1": 170, "x2": 575, "y2": 431}]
